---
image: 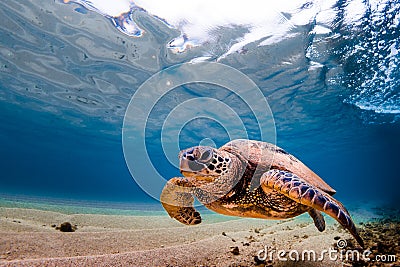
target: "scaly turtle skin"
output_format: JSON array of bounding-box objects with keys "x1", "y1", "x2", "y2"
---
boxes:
[{"x1": 161, "y1": 139, "x2": 364, "y2": 247}]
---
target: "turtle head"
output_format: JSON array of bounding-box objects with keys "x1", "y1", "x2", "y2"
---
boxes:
[
  {"x1": 179, "y1": 145, "x2": 245, "y2": 201},
  {"x1": 179, "y1": 146, "x2": 232, "y2": 181}
]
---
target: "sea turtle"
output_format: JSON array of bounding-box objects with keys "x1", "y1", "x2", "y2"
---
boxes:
[{"x1": 161, "y1": 139, "x2": 364, "y2": 247}]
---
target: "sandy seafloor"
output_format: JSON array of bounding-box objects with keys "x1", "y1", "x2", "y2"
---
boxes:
[{"x1": 0, "y1": 197, "x2": 399, "y2": 267}]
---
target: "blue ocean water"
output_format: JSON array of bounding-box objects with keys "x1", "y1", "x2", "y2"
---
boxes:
[{"x1": 0, "y1": 0, "x2": 399, "y2": 210}]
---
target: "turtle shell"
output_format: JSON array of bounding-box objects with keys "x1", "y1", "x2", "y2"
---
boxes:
[{"x1": 220, "y1": 139, "x2": 336, "y2": 195}]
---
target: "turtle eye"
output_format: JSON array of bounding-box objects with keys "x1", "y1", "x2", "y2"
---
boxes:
[{"x1": 199, "y1": 149, "x2": 212, "y2": 162}]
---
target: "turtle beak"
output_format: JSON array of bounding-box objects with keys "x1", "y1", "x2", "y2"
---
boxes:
[{"x1": 179, "y1": 158, "x2": 215, "y2": 182}]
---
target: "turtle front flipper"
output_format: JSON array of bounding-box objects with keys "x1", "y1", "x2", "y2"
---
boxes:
[
  {"x1": 260, "y1": 169, "x2": 364, "y2": 248},
  {"x1": 160, "y1": 177, "x2": 202, "y2": 225}
]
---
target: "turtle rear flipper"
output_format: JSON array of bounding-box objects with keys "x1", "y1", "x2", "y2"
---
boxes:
[
  {"x1": 161, "y1": 177, "x2": 202, "y2": 225},
  {"x1": 308, "y1": 209, "x2": 325, "y2": 232},
  {"x1": 261, "y1": 169, "x2": 364, "y2": 248}
]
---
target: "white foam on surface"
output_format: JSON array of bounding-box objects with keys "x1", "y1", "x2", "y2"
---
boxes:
[{"x1": 64, "y1": 0, "x2": 338, "y2": 57}]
